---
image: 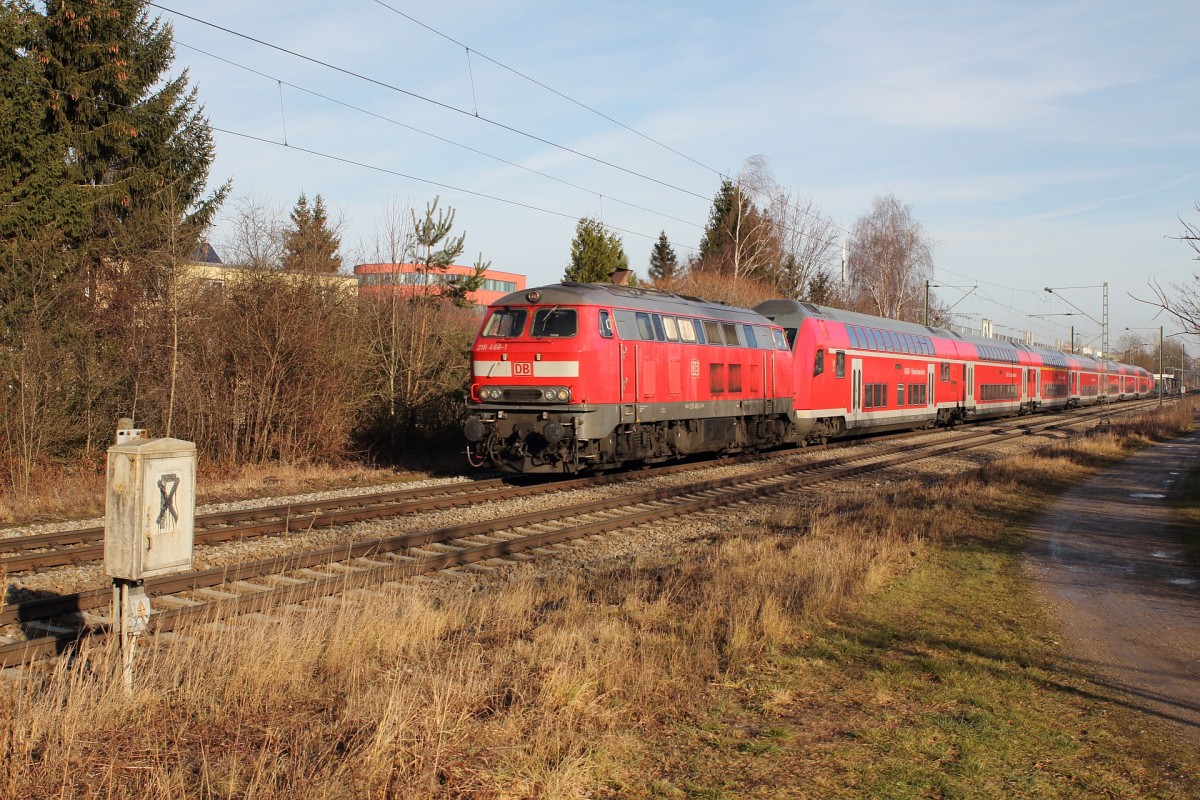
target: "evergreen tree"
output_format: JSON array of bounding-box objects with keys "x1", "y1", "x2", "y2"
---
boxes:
[
  {"x1": 697, "y1": 179, "x2": 747, "y2": 263},
  {"x1": 564, "y1": 217, "x2": 628, "y2": 283},
  {"x1": 35, "y1": 0, "x2": 226, "y2": 260},
  {"x1": 648, "y1": 230, "x2": 679, "y2": 281},
  {"x1": 282, "y1": 192, "x2": 342, "y2": 273}
]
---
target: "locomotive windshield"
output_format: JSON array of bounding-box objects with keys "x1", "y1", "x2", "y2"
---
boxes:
[
  {"x1": 531, "y1": 308, "x2": 577, "y2": 338},
  {"x1": 481, "y1": 308, "x2": 528, "y2": 338}
]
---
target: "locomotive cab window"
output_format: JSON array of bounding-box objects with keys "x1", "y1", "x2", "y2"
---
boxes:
[
  {"x1": 482, "y1": 308, "x2": 528, "y2": 338},
  {"x1": 599, "y1": 310, "x2": 613, "y2": 338},
  {"x1": 773, "y1": 329, "x2": 789, "y2": 350},
  {"x1": 813, "y1": 348, "x2": 825, "y2": 377},
  {"x1": 531, "y1": 308, "x2": 577, "y2": 338}
]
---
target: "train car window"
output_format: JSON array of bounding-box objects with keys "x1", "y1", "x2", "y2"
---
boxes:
[
  {"x1": 863, "y1": 329, "x2": 876, "y2": 350},
  {"x1": 722, "y1": 322, "x2": 741, "y2": 347},
  {"x1": 599, "y1": 310, "x2": 613, "y2": 338},
  {"x1": 651, "y1": 315, "x2": 666, "y2": 341},
  {"x1": 881, "y1": 384, "x2": 888, "y2": 407},
  {"x1": 742, "y1": 325, "x2": 758, "y2": 349},
  {"x1": 662, "y1": 316, "x2": 680, "y2": 341},
  {"x1": 709, "y1": 364, "x2": 725, "y2": 393},
  {"x1": 678, "y1": 318, "x2": 698, "y2": 343},
  {"x1": 754, "y1": 325, "x2": 773, "y2": 349},
  {"x1": 635, "y1": 312, "x2": 654, "y2": 341},
  {"x1": 836, "y1": 351, "x2": 846, "y2": 378},
  {"x1": 887, "y1": 331, "x2": 900, "y2": 352},
  {"x1": 728, "y1": 363, "x2": 743, "y2": 392},
  {"x1": 813, "y1": 348, "x2": 825, "y2": 376},
  {"x1": 775, "y1": 329, "x2": 790, "y2": 350},
  {"x1": 897, "y1": 384, "x2": 906, "y2": 406},
  {"x1": 702, "y1": 319, "x2": 723, "y2": 344},
  {"x1": 846, "y1": 326, "x2": 860, "y2": 349},
  {"x1": 531, "y1": 308, "x2": 578, "y2": 338},
  {"x1": 481, "y1": 308, "x2": 528, "y2": 338},
  {"x1": 940, "y1": 362, "x2": 951, "y2": 382},
  {"x1": 694, "y1": 319, "x2": 706, "y2": 344}
]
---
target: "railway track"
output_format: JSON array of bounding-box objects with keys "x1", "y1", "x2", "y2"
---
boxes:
[
  {"x1": 0, "y1": 398, "x2": 1161, "y2": 670},
  {"x1": 0, "y1": 399, "x2": 1158, "y2": 576}
]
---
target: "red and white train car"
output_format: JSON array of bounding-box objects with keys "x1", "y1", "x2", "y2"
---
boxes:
[{"x1": 755, "y1": 300, "x2": 1153, "y2": 440}]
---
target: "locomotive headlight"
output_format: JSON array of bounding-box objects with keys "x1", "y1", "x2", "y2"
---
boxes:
[
  {"x1": 555, "y1": 389, "x2": 570, "y2": 401},
  {"x1": 486, "y1": 388, "x2": 503, "y2": 401},
  {"x1": 544, "y1": 388, "x2": 557, "y2": 400}
]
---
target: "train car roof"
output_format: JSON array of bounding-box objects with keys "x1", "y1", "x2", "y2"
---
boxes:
[
  {"x1": 754, "y1": 299, "x2": 1023, "y2": 352},
  {"x1": 754, "y1": 299, "x2": 1145, "y2": 371},
  {"x1": 491, "y1": 282, "x2": 776, "y2": 325}
]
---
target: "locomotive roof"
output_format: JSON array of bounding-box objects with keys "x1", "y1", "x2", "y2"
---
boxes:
[{"x1": 491, "y1": 282, "x2": 775, "y2": 324}]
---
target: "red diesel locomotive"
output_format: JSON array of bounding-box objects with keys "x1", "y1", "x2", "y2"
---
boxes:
[
  {"x1": 463, "y1": 284, "x2": 1154, "y2": 474},
  {"x1": 463, "y1": 283, "x2": 798, "y2": 473}
]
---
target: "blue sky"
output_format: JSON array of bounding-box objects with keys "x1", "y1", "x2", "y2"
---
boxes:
[{"x1": 157, "y1": 0, "x2": 1200, "y2": 352}]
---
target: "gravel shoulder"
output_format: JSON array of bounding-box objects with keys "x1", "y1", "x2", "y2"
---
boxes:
[{"x1": 1023, "y1": 430, "x2": 1200, "y2": 743}]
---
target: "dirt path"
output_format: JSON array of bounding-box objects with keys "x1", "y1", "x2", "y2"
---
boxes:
[{"x1": 1024, "y1": 429, "x2": 1200, "y2": 742}]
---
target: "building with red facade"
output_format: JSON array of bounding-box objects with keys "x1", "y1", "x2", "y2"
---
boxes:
[{"x1": 354, "y1": 263, "x2": 525, "y2": 306}]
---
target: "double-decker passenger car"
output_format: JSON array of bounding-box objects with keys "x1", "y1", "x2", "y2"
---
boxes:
[{"x1": 756, "y1": 300, "x2": 1153, "y2": 438}]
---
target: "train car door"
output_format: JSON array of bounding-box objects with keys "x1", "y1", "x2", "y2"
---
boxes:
[
  {"x1": 927, "y1": 364, "x2": 935, "y2": 410},
  {"x1": 850, "y1": 358, "x2": 864, "y2": 428},
  {"x1": 966, "y1": 364, "x2": 975, "y2": 406},
  {"x1": 620, "y1": 343, "x2": 637, "y2": 420}
]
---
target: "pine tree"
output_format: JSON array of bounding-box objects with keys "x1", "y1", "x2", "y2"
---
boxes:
[
  {"x1": 648, "y1": 230, "x2": 678, "y2": 281},
  {"x1": 282, "y1": 192, "x2": 342, "y2": 273},
  {"x1": 564, "y1": 217, "x2": 629, "y2": 283},
  {"x1": 697, "y1": 179, "x2": 746, "y2": 263},
  {"x1": 35, "y1": 0, "x2": 226, "y2": 259}
]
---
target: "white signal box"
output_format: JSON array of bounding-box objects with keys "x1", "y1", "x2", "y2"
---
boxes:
[{"x1": 104, "y1": 436, "x2": 197, "y2": 581}]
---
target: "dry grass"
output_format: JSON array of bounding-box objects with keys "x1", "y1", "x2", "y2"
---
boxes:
[{"x1": 1, "y1": 400, "x2": 1195, "y2": 798}]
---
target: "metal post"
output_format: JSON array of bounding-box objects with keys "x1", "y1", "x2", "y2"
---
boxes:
[
  {"x1": 1159, "y1": 325, "x2": 1164, "y2": 407},
  {"x1": 1102, "y1": 282, "x2": 1109, "y2": 360},
  {"x1": 924, "y1": 280, "x2": 930, "y2": 327}
]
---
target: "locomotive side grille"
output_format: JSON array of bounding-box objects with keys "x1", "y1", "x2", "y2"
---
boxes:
[{"x1": 503, "y1": 388, "x2": 546, "y2": 401}]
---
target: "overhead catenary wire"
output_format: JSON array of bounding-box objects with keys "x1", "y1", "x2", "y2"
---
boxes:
[
  {"x1": 149, "y1": 3, "x2": 713, "y2": 204},
  {"x1": 365, "y1": 0, "x2": 724, "y2": 178},
  {"x1": 177, "y1": 41, "x2": 705, "y2": 233}
]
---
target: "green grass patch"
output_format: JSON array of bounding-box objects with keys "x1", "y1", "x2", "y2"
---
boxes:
[
  {"x1": 1177, "y1": 463, "x2": 1200, "y2": 567},
  {"x1": 635, "y1": 414, "x2": 1200, "y2": 799}
]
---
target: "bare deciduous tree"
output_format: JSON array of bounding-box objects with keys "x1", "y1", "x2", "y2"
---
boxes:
[
  {"x1": 1140, "y1": 203, "x2": 1200, "y2": 335},
  {"x1": 845, "y1": 194, "x2": 934, "y2": 321},
  {"x1": 219, "y1": 194, "x2": 289, "y2": 269}
]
